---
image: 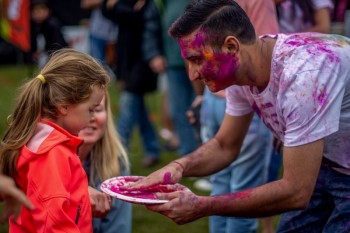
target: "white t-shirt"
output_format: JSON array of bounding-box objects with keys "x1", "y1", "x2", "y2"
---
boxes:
[{"x1": 226, "y1": 33, "x2": 350, "y2": 174}]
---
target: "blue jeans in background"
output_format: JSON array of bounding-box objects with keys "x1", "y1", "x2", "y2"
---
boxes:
[
  {"x1": 200, "y1": 89, "x2": 272, "y2": 233},
  {"x1": 167, "y1": 67, "x2": 199, "y2": 155},
  {"x1": 117, "y1": 91, "x2": 160, "y2": 159},
  {"x1": 277, "y1": 162, "x2": 350, "y2": 233},
  {"x1": 90, "y1": 35, "x2": 108, "y2": 63}
]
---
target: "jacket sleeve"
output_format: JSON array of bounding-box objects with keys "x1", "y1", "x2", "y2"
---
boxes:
[
  {"x1": 26, "y1": 146, "x2": 83, "y2": 232},
  {"x1": 142, "y1": 0, "x2": 163, "y2": 62}
]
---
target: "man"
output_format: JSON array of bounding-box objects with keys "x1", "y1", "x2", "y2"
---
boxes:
[
  {"x1": 192, "y1": 1, "x2": 278, "y2": 233},
  {"x1": 130, "y1": 0, "x2": 350, "y2": 232}
]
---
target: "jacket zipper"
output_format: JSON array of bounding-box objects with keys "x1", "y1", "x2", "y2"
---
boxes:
[{"x1": 75, "y1": 205, "x2": 81, "y2": 224}]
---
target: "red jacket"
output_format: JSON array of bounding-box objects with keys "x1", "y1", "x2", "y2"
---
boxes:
[{"x1": 10, "y1": 120, "x2": 92, "y2": 233}]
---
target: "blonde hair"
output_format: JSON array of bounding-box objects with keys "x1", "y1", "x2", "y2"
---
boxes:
[
  {"x1": 0, "y1": 48, "x2": 110, "y2": 178},
  {"x1": 88, "y1": 92, "x2": 129, "y2": 186}
]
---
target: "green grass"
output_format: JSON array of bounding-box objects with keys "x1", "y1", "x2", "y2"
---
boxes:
[{"x1": 0, "y1": 65, "x2": 279, "y2": 233}]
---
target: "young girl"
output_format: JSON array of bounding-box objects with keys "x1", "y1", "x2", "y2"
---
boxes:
[
  {"x1": 0, "y1": 48, "x2": 110, "y2": 232},
  {"x1": 79, "y1": 92, "x2": 132, "y2": 233}
]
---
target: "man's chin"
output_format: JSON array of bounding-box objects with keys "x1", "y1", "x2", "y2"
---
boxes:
[{"x1": 207, "y1": 85, "x2": 222, "y2": 93}]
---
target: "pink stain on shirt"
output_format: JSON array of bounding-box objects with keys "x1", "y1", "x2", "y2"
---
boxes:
[
  {"x1": 312, "y1": 88, "x2": 328, "y2": 107},
  {"x1": 285, "y1": 34, "x2": 340, "y2": 63}
]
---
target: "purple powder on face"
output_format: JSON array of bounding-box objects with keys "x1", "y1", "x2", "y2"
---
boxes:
[
  {"x1": 201, "y1": 52, "x2": 239, "y2": 90},
  {"x1": 191, "y1": 32, "x2": 206, "y2": 47}
]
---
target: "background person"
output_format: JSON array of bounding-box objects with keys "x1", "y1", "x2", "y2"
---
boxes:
[
  {"x1": 102, "y1": 0, "x2": 165, "y2": 168},
  {"x1": 30, "y1": 0, "x2": 68, "y2": 66}
]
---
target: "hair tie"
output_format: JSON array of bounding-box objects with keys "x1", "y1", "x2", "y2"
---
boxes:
[{"x1": 36, "y1": 74, "x2": 46, "y2": 84}]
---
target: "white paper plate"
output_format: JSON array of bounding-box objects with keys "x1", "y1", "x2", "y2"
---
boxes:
[{"x1": 100, "y1": 176, "x2": 190, "y2": 205}]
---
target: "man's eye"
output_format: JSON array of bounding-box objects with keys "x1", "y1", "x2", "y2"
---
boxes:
[
  {"x1": 189, "y1": 58, "x2": 199, "y2": 65},
  {"x1": 194, "y1": 58, "x2": 203, "y2": 64}
]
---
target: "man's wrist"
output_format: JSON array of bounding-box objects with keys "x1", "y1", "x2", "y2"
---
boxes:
[{"x1": 171, "y1": 160, "x2": 185, "y2": 173}]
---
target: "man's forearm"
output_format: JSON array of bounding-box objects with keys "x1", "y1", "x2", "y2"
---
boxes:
[
  {"x1": 176, "y1": 137, "x2": 239, "y2": 177},
  {"x1": 200, "y1": 179, "x2": 308, "y2": 218}
]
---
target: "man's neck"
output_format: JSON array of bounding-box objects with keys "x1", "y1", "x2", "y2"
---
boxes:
[{"x1": 240, "y1": 37, "x2": 275, "y2": 91}]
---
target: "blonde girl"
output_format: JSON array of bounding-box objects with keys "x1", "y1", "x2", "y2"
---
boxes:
[{"x1": 79, "y1": 92, "x2": 131, "y2": 232}]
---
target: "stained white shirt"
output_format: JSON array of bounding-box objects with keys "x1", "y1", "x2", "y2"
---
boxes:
[{"x1": 226, "y1": 33, "x2": 350, "y2": 174}]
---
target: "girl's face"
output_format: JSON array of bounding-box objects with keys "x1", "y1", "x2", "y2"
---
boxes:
[
  {"x1": 78, "y1": 96, "x2": 107, "y2": 144},
  {"x1": 60, "y1": 86, "x2": 105, "y2": 135}
]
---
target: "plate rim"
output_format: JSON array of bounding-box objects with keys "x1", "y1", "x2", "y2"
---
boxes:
[{"x1": 100, "y1": 176, "x2": 185, "y2": 205}]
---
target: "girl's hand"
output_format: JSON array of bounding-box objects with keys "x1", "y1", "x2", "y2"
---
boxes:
[{"x1": 88, "y1": 186, "x2": 111, "y2": 218}]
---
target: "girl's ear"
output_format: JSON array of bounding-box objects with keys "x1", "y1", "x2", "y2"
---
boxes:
[
  {"x1": 223, "y1": 36, "x2": 240, "y2": 53},
  {"x1": 57, "y1": 105, "x2": 68, "y2": 116}
]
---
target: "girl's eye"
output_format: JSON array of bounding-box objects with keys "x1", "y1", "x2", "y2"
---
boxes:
[{"x1": 89, "y1": 109, "x2": 95, "y2": 113}]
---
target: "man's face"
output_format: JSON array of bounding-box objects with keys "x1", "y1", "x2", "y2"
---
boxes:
[{"x1": 179, "y1": 30, "x2": 239, "y2": 92}]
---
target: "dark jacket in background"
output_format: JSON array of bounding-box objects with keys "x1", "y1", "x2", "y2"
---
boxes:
[
  {"x1": 48, "y1": 0, "x2": 90, "y2": 26},
  {"x1": 31, "y1": 16, "x2": 68, "y2": 55},
  {"x1": 102, "y1": 0, "x2": 162, "y2": 94}
]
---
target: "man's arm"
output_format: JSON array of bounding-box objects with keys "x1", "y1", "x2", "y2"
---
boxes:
[
  {"x1": 128, "y1": 112, "x2": 253, "y2": 187},
  {"x1": 179, "y1": 112, "x2": 253, "y2": 177},
  {"x1": 206, "y1": 139, "x2": 323, "y2": 217},
  {"x1": 149, "y1": 138, "x2": 324, "y2": 225}
]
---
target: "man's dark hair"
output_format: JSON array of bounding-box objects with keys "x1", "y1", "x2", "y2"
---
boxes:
[{"x1": 169, "y1": 0, "x2": 256, "y2": 48}]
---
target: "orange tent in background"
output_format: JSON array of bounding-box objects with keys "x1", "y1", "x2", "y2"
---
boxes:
[{"x1": 0, "y1": 0, "x2": 30, "y2": 52}]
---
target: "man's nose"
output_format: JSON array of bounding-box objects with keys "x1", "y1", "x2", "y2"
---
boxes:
[{"x1": 188, "y1": 65, "x2": 200, "y2": 81}]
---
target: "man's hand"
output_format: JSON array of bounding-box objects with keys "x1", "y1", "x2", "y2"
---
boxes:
[
  {"x1": 88, "y1": 186, "x2": 111, "y2": 218},
  {"x1": 122, "y1": 161, "x2": 184, "y2": 190},
  {"x1": 0, "y1": 175, "x2": 34, "y2": 223},
  {"x1": 147, "y1": 190, "x2": 207, "y2": 225}
]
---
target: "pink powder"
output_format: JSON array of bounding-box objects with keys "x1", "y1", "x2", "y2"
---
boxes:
[
  {"x1": 107, "y1": 176, "x2": 187, "y2": 200},
  {"x1": 163, "y1": 172, "x2": 172, "y2": 184}
]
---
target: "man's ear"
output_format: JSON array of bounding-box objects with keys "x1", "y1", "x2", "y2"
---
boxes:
[
  {"x1": 223, "y1": 36, "x2": 240, "y2": 53},
  {"x1": 57, "y1": 105, "x2": 68, "y2": 116}
]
